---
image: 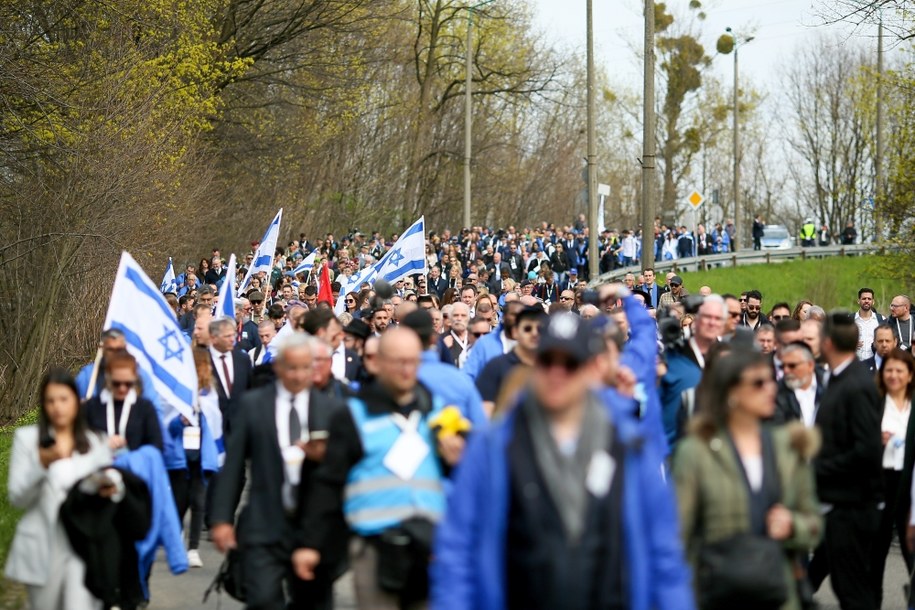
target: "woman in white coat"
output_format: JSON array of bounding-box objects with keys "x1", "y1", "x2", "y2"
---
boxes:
[{"x1": 5, "y1": 369, "x2": 112, "y2": 609}]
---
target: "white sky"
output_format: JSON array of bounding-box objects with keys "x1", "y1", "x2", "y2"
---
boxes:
[{"x1": 529, "y1": 0, "x2": 877, "y2": 93}]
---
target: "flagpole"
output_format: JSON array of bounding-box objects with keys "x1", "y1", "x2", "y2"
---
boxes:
[{"x1": 85, "y1": 346, "x2": 103, "y2": 400}]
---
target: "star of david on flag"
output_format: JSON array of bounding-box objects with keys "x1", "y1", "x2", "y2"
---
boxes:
[{"x1": 103, "y1": 252, "x2": 198, "y2": 425}]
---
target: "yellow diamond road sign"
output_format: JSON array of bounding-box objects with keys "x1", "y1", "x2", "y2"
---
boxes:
[{"x1": 687, "y1": 190, "x2": 704, "y2": 209}]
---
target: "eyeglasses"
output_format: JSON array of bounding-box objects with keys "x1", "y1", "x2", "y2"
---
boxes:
[
  {"x1": 519, "y1": 324, "x2": 541, "y2": 334},
  {"x1": 771, "y1": 315, "x2": 787, "y2": 321},
  {"x1": 747, "y1": 305, "x2": 761, "y2": 312},
  {"x1": 110, "y1": 380, "x2": 135, "y2": 390},
  {"x1": 559, "y1": 296, "x2": 573, "y2": 302},
  {"x1": 345, "y1": 299, "x2": 355, "y2": 303},
  {"x1": 472, "y1": 331, "x2": 488, "y2": 338},
  {"x1": 782, "y1": 361, "x2": 805, "y2": 370},
  {"x1": 891, "y1": 303, "x2": 906, "y2": 309},
  {"x1": 739, "y1": 297, "x2": 747, "y2": 303},
  {"x1": 728, "y1": 312, "x2": 742, "y2": 319},
  {"x1": 536, "y1": 354, "x2": 581, "y2": 373}
]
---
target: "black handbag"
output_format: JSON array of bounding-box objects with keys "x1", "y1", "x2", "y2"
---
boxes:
[
  {"x1": 203, "y1": 548, "x2": 246, "y2": 603},
  {"x1": 698, "y1": 533, "x2": 788, "y2": 610}
]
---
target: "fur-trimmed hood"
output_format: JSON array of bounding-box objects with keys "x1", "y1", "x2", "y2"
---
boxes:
[{"x1": 785, "y1": 420, "x2": 821, "y2": 461}]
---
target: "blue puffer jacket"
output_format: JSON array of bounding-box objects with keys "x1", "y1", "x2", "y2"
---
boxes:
[
  {"x1": 114, "y1": 446, "x2": 188, "y2": 599},
  {"x1": 431, "y1": 394, "x2": 695, "y2": 610},
  {"x1": 163, "y1": 412, "x2": 220, "y2": 474}
]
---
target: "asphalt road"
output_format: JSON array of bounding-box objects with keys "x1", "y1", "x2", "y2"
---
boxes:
[{"x1": 147, "y1": 540, "x2": 913, "y2": 609}]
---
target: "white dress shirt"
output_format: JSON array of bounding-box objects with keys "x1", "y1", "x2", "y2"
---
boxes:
[
  {"x1": 210, "y1": 346, "x2": 234, "y2": 396},
  {"x1": 332, "y1": 342, "x2": 346, "y2": 381},
  {"x1": 794, "y1": 379, "x2": 818, "y2": 428},
  {"x1": 881, "y1": 395, "x2": 910, "y2": 471},
  {"x1": 275, "y1": 383, "x2": 310, "y2": 448},
  {"x1": 855, "y1": 311, "x2": 880, "y2": 360}
]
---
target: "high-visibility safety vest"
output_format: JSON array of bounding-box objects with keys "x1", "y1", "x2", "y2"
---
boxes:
[
  {"x1": 800, "y1": 223, "x2": 816, "y2": 240},
  {"x1": 343, "y1": 396, "x2": 446, "y2": 537}
]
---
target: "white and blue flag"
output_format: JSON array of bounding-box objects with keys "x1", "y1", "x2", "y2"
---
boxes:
[
  {"x1": 291, "y1": 251, "x2": 317, "y2": 278},
  {"x1": 216, "y1": 253, "x2": 237, "y2": 320},
  {"x1": 238, "y1": 208, "x2": 283, "y2": 296},
  {"x1": 335, "y1": 216, "x2": 426, "y2": 313},
  {"x1": 104, "y1": 252, "x2": 198, "y2": 426},
  {"x1": 160, "y1": 257, "x2": 177, "y2": 294}
]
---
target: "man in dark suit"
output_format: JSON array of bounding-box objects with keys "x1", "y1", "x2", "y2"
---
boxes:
[
  {"x1": 204, "y1": 257, "x2": 227, "y2": 286},
  {"x1": 426, "y1": 265, "x2": 447, "y2": 300},
  {"x1": 863, "y1": 324, "x2": 898, "y2": 373},
  {"x1": 302, "y1": 308, "x2": 362, "y2": 384},
  {"x1": 208, "y1": 317, "x2": 253, "y2": 434},
  {"x1": 808, "y1": 311, "x2": 883, "y2": 609},
  {"x1": 211, "y1": 333, "x2": 345, "y2": 610},
  {"x1": 771, "y1": 342, "x2": 822, "y2": 426}
]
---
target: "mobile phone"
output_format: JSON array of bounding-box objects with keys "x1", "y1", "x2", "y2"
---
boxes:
[{"x1": 309, "y1": 431, "x2": 329, "y2": 441}]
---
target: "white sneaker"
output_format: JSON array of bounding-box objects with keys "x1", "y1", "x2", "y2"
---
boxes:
[{"x1": 187, "y1": 549, "x2": 203, "y2": 568}]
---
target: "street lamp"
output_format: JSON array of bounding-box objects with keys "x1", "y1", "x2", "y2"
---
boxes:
[
  {"x1": 463, "y1": 0, "x2": 496, "y2": 229},
  {"x1": 721, "y1": 27, "x2": 753, "y2": 251}
]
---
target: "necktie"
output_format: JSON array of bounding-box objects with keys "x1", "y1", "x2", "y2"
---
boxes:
[
  {"x1": 220, "y1": 354, "x2": 233, "y2": 395},
  {"x1": 289, "y1": 397, "x2": 302, "y2": 446}
]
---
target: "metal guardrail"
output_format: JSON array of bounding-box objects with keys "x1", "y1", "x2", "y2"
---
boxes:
[{"x1": 591, "y1": 244, "x2": 888, "y2": 285}]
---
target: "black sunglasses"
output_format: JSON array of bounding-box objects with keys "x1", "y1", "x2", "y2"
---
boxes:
[
  {"x1": 472, "y1": 331, "x2": 488, "y2": 338},
  {"x1": 536, "y1": 354, "x2": 581, "y2": 373},
  {"x1": 111, "y1": 380, "x2": 135, "y2": 389}
]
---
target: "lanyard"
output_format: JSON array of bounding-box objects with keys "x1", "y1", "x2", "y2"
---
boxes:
[
  {"x1": 105, "y1": 390, "x2": 135, "y2": 438},
  {"x1": 391, "y1": 410, "x2": 422, "y2": 433},
  {"x1": 898, "y1": 318, "x2": 913, "y2": 348}
]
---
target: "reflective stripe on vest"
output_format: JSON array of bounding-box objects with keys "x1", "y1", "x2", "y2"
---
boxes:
[{"x1": 343, "y1": 396, "x2": 446, "y2": 537}]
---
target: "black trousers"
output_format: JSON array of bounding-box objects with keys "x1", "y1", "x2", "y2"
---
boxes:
[
  {"x1": 871, "y1": 469, "x2": 914, "y2": 608},
  {"x1": 242, "y1": 537, "x2": 334, "y2": 610},
  {"x1": 169, "y1": 466, "x2": 207, "y2": 549},
  {"x1": 809, "y1": 505, "x2": 881, "y2": 610}
]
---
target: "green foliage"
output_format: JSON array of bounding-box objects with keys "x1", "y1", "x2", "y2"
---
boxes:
[{"x1": 681, "y1": 255, "x2": 900, "y2": 310}]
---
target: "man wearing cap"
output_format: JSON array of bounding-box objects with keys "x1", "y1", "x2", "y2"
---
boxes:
[
  {"x1": 249, "y1": 291, "x2": 267, "y2": 324},
  {"x1": 475, "y1": 305, "x2": 543, "y2": 416},
  {"x1": 343, "y1": 319, "x2": 371, "y2": 357},
  {"x1": 657, "y1": 276, "x2": 688, "y2": 309},
  {"x1": 433, "y1": 313, "x2": 693, "y2": 610},
  {"x1": 562, "y1": 268, "x2": 579, "y2": 291}
]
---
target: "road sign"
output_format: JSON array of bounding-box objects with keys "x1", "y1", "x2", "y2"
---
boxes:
[
  {"x1": 597, "y1": 183, "x2": 611, "y2": 197},
  {"x1": 686, "y1": 190, "x2": 705, "y2": 210}
]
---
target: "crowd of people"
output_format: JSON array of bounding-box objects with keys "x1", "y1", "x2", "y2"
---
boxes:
[{"x1": 3, "y1": 218, "x2": 912, "y2": 610}]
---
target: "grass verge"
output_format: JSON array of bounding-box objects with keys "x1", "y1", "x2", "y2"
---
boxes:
[
  {"x1": 678, "y1": 254, "x2": 903, "y2": 311},
  {"x1": 0, "y1": 412, "x2": 36, "y2": 608}
]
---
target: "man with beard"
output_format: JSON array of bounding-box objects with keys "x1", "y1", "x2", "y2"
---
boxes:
[
  {"x1": 440, "y1": 302, "x2": 471, "y2": 368},
  {"x1": 854, "y1": 288, "x2": 886, "y2": 360},
  {"x1": 771, "y1": 342, "x2": 822, "y2": 426},
  {"x1": 740, "y1": 289, "x2": 769, "y2": 330},
  {"x1": 890, "y1": 294, "x2": 913, "y2": 352}
]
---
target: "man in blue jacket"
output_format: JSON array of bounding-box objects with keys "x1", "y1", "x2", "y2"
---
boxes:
[{"x1": 432, "y1": 313, "x2": 694, "y2": 610}]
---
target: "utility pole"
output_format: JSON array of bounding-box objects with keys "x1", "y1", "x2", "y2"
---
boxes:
[
  {"x1": 462, "y1": 0, "x2": 495, "y2": 230},
  {"x1": 464, "y1": 12, "x2": 473, "y2": 229},
  {"x1": 875, "y1": 15, "x2": 885, "y2": 242},
  {"x1": 586, "y1": 0, "x2": 599, "y2": 281},
  {"x1": 732, "y1": 35, "x2": 740, "y2": 252},
  {"x1": 641, "y1": 0, "x2": 656, "y2": 271}
]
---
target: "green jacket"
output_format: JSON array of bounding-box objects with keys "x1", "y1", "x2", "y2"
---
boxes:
[{"x1": 673, "y1": 422, "x2": 823, "y2": 610}]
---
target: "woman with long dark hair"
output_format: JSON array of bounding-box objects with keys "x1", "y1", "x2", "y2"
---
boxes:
[
  {"x1": 5, "y1": 369, "x2": 112, "y2": 608},
  {"x1": 673, "y1": 349, "x2": 823, "y2": 610}
]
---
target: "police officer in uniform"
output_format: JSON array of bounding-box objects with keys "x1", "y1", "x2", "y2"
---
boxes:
[{"x1": 800, "y1": 219, "x2": 816, "y2": 248}]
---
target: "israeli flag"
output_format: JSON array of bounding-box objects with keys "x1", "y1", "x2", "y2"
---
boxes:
[
  {"x1": 238, "y1": 208, "x2": 283, "y2": 296},
  {"x1": 216, "y1": 253, "x2": 237, "y2": 320},
  {"x1": 160, "y1": 257, "x2": 177, "y2": 294},
  {"x1": 104, "y1": 252, "x2": 198, "y2": 425},
  {"x1": 334, "y1": 216, "x2": 426, "y2": 313},
  {"x1": 291, "y1": 251, "x2": 316, "y2": 278}
]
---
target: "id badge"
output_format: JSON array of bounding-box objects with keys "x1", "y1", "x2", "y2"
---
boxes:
[
  {"x1": 586, "y1": 450, "x2": 616, "y2": 498},
  {"x1": 383, "y1": 430, "x2": 429, "y2": 481},
  {"x1": 183, "y1": 426, "x2": 202, "y2": 451}
]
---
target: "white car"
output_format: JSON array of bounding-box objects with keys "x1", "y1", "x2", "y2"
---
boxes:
[{"x1": 761, "y1": 225, "x2": 793, "y2": 250}]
